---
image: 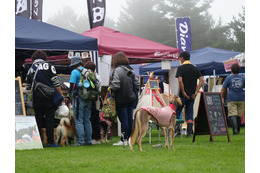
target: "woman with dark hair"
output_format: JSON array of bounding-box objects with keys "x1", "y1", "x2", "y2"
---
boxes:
[
  {"x1": 221, "y1": 63, "x2": 245, "y2": 135},
  {"x1": 26, "y1": 50, "x2": 63, "y2": 147},
  {"x1": 109, "y1": 52, "x2": 140, "y2": 146}
]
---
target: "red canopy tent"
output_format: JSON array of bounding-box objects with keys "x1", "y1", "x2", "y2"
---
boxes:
[{"x1": 81, "y1": 26, "x2": 180, "y2": 63}]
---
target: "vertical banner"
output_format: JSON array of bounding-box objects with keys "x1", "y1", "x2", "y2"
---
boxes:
[
  {"x1": 175, "y1": 17, "x2": 192, "y2": 52},
  {"x1": 32, "y1": 0, "x2": 43, "y2": 21},
  {"x1": 15, "y1": 0, "x2": 30, "y2": 18},
  {"x1": 90, "y1": 51, "x2": 99, "y2": 73},
  {"x1": 87, "y1": 0, "x2": 106, "y2": 29}
]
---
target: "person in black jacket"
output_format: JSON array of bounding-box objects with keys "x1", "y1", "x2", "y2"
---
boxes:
[
  {"x1": 26, "y1": 50, "x2": 64, "y2": 147},
  {"x1": 110, "y1": 52, "x2": 140, "y2": 146}
]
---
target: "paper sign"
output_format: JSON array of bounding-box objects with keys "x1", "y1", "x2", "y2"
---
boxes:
[
  {"x1": 15, "y1": 116, "x2": 43, "y2": 150},
  {"x1": 161, "y1": 60, "x2": 171, "y2": 70},
  {"x1": 223, "y1": 59, "x2": 239, "y2": 72}
]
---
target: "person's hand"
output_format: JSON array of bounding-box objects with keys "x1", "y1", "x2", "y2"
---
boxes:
[
  {"x1": 192, "y1": 91, "x2": 198, "y2": 100},
  {"x1": 183, "y1": 92, "x2": 190, "y2": 99}
]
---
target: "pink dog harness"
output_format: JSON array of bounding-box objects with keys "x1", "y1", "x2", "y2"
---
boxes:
[{"x1": 141, "y1": 104, "x2": 176, "y2": 127}]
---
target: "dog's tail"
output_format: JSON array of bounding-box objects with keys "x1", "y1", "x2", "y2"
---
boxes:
[
  {"x1": 62, "y1": 118, "x2": 70, "y2": 129},
  {"x1": 129, "y1": 110, "x2": 139, "y2": 151}
]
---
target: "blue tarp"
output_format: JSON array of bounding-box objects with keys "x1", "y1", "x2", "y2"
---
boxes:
[
  {"x1": 139, "y1": 47, "x2": 243, "y2": 75},
  {"x1": 15, "y1": 16, "x2": 98, "y2": 51}
]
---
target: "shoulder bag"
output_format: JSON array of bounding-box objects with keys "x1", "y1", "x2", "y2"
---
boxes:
[{"x1": 31, "y1": 64, "x2": 63, "y2": 108}]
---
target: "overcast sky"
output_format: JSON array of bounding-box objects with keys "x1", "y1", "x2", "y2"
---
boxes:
[{"x1": 42, "y1": 0, "x2": 245, "y2": 24}]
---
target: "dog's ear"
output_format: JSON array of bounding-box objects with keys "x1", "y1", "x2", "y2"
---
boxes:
[
  {"x1": 168, "y1": 94, "x2": 174, "y2": 103},
  {"x1": 171, "y1": 95, "x2": 182, "y2": 107}
]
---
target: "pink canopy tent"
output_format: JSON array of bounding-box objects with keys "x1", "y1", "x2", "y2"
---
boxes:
[
  {"x1": 25, "y1": 26, "x2": 180, "y2": 65},
  {"x1": 81, "y1": 26, "x2": 180, "y2": 63}
]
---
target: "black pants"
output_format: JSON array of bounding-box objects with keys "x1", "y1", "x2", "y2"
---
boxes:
[
  {"x1": 90, "y1": 101, "x2": 101, "y2": 140},
  {"x1": 34, "y1": 96, "x2": 56, "y2": 144}
]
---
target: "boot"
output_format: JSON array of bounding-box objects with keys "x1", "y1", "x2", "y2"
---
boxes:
[
  {"x1": 230, "y1": 116, "x2": 238, "y2": 135},
  {"x1": 236, "y1": 116, "x2": 241, "y2": 134},
  {"x1": 186, "y1": 123, "x2": 193, "y2": 137}
]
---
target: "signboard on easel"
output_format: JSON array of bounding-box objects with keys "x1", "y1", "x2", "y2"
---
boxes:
[
  {"x1": 193, "y1": 92, "x2": 230, "y2": 142},
  {"x1": 15, "y1": 116, "x2": 43, "y2": 150},
  {"x1": 15, "y1": 77, "x2": 26, "y2": 116}
]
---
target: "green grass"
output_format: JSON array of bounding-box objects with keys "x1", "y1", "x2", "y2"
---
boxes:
[{"x1": 16, "y1": 128, "x2": 245, "y2": 173}]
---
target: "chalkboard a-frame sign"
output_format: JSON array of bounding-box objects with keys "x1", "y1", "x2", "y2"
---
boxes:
[
  {"x1": 193, "y1": 92, "x2": 230, "y2": 142},
  {"x1": 15, "y1": 77, "x2": 26, "y2": 116}
]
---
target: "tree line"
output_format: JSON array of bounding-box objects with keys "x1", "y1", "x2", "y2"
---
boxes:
[{"x1": 46, "y1": 0, "x2": 244, "y2": 52}]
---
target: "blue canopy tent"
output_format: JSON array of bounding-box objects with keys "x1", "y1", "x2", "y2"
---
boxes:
[
  {"x1": 139, "y1": 47, "x2": 243, "y2": 75},
  {"x1": 15, "y1": 16, "x2": 98, "y2": 52},
  {"x1": 15, "y1": 16, "x2": 98, "y2": 74}
]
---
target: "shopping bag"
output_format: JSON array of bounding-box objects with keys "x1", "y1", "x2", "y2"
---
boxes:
[
  {"x1": 101, "y1": 92, "x2": 117, "y2": 122},
  {"x1": 53, "y1": 90, "x2": 64, "y2": 109}
]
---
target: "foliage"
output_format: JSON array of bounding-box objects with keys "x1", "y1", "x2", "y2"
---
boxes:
[
  {"x1": 15, "y1": 126, "x2": 35, "y2": 139},
  {"x1": 15, "y1": 128, "x2": 245, "y2": 173},
  {"x1": 45, "y1": 1, "x2": 245, "y2": 51},
  {"x1": 46, "y1": 6, "x2": 116, "y2": 34},
  {"x1": 46, "y1": 6, "x2": 90, "y2": 34},
  {"x1": 117, "y1": 0, "x2": 172, "y2": 46},
  {"x1": 226, "y1": 7, "x2": 245, "y2": 52},
  {"x1": 116, "y1": 0, "x2": 245, "y2": 51}
]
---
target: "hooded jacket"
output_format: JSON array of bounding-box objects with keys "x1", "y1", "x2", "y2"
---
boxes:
[{"x1": 110, "y1": 65, "x2": 140, "y2": 107}]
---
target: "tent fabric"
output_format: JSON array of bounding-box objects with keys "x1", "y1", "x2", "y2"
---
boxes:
[
  {"x1": 15, "y1": 16, "x2": 98, "y2": 51},
  {"x1": 139, "y1": 47, "x2": 242, "y2": 75},
  {"x1": 81, "y1": 26, "x2": 180, "y2": 61},
  {"x1": 134, "y1": 80, "x2": 167, "y2": 116}
]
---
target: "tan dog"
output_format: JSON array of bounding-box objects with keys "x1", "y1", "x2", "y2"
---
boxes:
[
  {"x1": 56, "y1": 116, "x2": 77, "y2": 146},
  {"x1": 129, "y1": 94, "x2": 182, "y2": 151}
]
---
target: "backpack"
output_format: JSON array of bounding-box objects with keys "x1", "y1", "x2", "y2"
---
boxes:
[{"x1": 77, "y1": 68, "x2": 99, "y2": 101}]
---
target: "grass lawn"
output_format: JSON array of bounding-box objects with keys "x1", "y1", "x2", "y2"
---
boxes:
[{"x1": 15, "y1": 127, "x2": 245, "y2": 173}]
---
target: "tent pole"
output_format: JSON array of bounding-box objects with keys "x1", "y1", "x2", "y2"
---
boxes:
[{"x1": 213, "y1": 70, "x2": 216, "y2": 92}]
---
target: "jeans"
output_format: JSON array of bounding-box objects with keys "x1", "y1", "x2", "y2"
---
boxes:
[
  {"x1": 176, "y1": 97, "x2": 195, "y2": 121},
  {"x1": 73, "y1": 96, "x2": 92, "y2": 144},
  {"x1": 116, "y1": 103, "x2": 134, "y2": 140}
]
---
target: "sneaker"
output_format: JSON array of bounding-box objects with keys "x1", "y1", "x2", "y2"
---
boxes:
[
  {"x1": 91, "y1": 140, "x2": 101, "y2": 145},
  {"x1": 46, "y1": 143, "x2": 61, "y2": 147},
  {"x1": 113, "y1": 140, "x2": 128, "y2": 146},
  {"x1": 72, "y1": 143, "x2": 84, "y2": 147}
]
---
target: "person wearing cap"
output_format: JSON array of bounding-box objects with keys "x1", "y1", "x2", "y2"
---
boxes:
[
  {"x1": 68, "y1": 56, "x2": 92, "y2": 146},
  {"x1": 175, "y1": 51, "x2": 203, "y2": 137}
]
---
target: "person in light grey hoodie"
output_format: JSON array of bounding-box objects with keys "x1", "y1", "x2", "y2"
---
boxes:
[{"x1": 110, "y1": 52, "x2": 140, "y2": 146}]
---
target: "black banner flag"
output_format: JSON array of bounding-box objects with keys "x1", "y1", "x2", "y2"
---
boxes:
[
  {"x1": 32, "y1": 0, "x2": 43, "y2": 21},
  {"x1": 87, "y1": 0, "x2": 106, "y2": 29},
  {"x1": 15, "y1": 0, "x2": 30, "y2": 18}
]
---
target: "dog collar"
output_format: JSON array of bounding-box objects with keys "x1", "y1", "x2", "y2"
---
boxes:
[{"x1": 169, "y1": 104, "x2": 176, "y2": 111}]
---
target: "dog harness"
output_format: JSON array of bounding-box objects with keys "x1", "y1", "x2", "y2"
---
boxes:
[{"x1": 141, "y1": 104, "x2": 176, "y2": 127}]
